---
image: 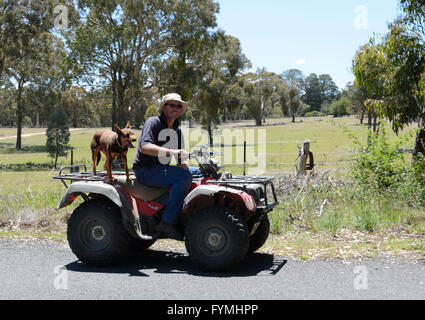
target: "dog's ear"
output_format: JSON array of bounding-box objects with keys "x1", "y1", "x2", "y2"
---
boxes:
[
  {"x1": 125, "y1": 122, "x2": 130, "y2": 129},
  {"x1": 114, "y1": 124, "x2": 122, "y2": 134}
]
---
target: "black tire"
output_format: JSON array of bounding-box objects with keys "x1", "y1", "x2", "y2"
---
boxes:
[
  {"x1": 248, "y1": 216, "x2": 270, "y2": 253},
  {"x1": 67, "y1": 199, "x2": 131, "y2": 267},
  {"x1": 129, "y1": 238, "x2": 157, "y2": 252},
  {"x1": 185, "y1": 206, "x2": 249, "y2": 272}
]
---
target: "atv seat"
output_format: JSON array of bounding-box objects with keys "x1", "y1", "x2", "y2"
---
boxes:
[{"x1": 115, "y1": 176, "x2": 168, "y2": 202}]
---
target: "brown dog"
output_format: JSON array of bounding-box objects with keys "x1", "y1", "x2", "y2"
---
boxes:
[{"x1": 91, "y1": 122, "x2": 137, "y2": 184}]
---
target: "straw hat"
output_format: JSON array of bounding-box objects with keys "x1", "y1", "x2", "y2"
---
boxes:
[{"x1": 159, "y1": 93, "x2": 188, "y2": 113}]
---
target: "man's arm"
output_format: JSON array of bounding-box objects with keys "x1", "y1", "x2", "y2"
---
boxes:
[{"x1": 141, "y1": 143, "x2": 189, "y2": 165}]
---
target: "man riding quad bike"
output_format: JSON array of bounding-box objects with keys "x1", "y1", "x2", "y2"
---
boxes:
[{"x1": 54, "y1": 146, "x2": 279, "y2": 272}]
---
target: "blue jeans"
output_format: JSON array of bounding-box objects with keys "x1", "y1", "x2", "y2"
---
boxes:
[{"x1": 135, "y1": 165, "x2": 201, "y2": 224}]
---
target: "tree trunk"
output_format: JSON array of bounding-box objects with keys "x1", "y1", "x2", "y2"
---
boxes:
[
  {"x1": 15, "y1": 80, "x2": 24, "y2": 150},
  {"x1": 207, "y1": 121, "x2": 213, "y2": 146},
  {"x1": 373, "y1": 114, "x2": 378, "y2": 133},
  {"x1": 258, "y1": 95, "x2": 264, "y2": 126},
  {"x1": 367, "y1": 111, "x2": 372, "y2": 130},
  {"x1": 413, "y1": 118, "x2": 425, "y2": 161},
  {"x1": 360, "y1": 110, "x2": 364, "y2": 125},
  {"x1": 111, "y1": 75, "x2": 117, "y2": 131}
]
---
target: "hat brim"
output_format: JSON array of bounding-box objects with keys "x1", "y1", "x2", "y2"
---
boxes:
[{"x1": 159, "y1": 99, "x2": 188, "y2": 113}]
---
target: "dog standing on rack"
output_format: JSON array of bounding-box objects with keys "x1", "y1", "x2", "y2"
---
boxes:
[{"x1": 91, "y1": 122, "x2": 137, "y2": 184}]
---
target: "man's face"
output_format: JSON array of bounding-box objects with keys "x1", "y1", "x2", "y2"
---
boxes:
[{"x1": 162, "y1": 100, "x2": 184, "y2": 121}]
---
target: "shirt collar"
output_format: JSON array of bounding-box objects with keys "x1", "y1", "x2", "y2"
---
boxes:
[{"x1": 159, "y1": 112, "x2": 180, "y2": 129}]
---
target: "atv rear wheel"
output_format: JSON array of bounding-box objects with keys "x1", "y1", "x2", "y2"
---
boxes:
[
  {"x1": 67, "y1": 199, "x2": 131, "y2": 266},
  {"x1": 248, "y1": 216, "x2": 270, "y2": 253},
  {"x1": 185, "y1": 206, "x2": 249, "y2": 272}
]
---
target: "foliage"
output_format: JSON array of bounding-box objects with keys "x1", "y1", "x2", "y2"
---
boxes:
[
  {"x1": 347, "y1": 123, "x2": 425, "y2": 205},
  {"x1": 304, "y1": 111, "x2": 326, "y2": 117},
  {"x1": 330, "y1": 97, "x2": 350, "y2": 117},
  {"x1": 144, "y1": 104, "x2": 160, "y2": 122},
  {"x1": 45, "y1": 106, "x2": 70, "y2": 169}
]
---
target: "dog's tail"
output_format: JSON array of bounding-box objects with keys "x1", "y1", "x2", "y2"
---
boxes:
[
  {"x1": 96, "y1": 151, "x2": 101, "y2": 166},
  {"x1": 91, "y1": 136, "x2": 102, "y2": 166}
]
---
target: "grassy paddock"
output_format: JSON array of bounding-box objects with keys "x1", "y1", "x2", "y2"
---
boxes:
[{"x1": 0, "y1": 116, "x2": 424, "y2": 259}]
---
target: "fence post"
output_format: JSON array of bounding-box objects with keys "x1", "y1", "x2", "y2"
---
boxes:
[{"x1": 297, "y1": 140, "x2": 311, "y2": 176}]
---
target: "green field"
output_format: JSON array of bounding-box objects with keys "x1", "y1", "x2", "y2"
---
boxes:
[
  {"x1": 0, "y1": 116, "x2": 416, "y2": 174},
  {"x1": 1, "y1": 116, "x2": 424, "y2": 260}
]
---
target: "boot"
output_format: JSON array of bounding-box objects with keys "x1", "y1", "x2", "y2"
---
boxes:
[{"x1": 156, "y1": 221, "x2": 183, "y2": 241}]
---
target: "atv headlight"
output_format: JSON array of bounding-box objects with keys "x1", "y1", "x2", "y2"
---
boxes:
[{"x1": 208, "y1": 158, "x2": 221, "y2": 171}]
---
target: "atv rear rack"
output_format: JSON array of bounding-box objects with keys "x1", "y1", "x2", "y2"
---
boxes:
[{"x1": 53, "y1": 164, "x2": 132, "y2": 189}]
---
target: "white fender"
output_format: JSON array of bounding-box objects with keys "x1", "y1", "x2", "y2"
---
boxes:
[{"x1": 56, "y1": 181, "x2": 123, "y2": 210}]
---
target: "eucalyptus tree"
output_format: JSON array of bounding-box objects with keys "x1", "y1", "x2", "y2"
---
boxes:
[
  {"x1": 242, "y1": 69, "x2": 282, "y2": 126},
  {"x1": 352, "y1": 42, "x2": 387, "y2": 132},
  {"x1": 1, "y1": 1, "x2": 53, "y2": 149},
  {"x1": 68, "y1": 0, "x2": 219, "y2": 129},
  {"x1": 282, "y1": 69, "x2": 303, "y2": 122}
]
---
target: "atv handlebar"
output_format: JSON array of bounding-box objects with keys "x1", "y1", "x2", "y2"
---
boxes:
[{"x1": 189, "y1": 145, "x2": 223, "y2": 161}]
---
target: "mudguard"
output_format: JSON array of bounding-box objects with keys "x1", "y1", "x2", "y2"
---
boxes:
[
  {"x1": 56, "y1": 182, "x2": 122, "y2": 210},
  {"x1": 183, "y1": 184, "x2": 257, "y2": 212},
  {"x1": 56, "y1": 181, "x2": 152, "y2": 241}
]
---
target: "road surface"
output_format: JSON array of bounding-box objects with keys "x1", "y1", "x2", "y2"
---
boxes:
[{"x1": 0, "y1": 238, "x2": 424, "y2": 300}]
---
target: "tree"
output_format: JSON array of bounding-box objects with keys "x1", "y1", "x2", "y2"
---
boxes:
[
  {"x1": 216, "y1": 33, "x2": 251, "y2": 122},
  {"x1": 318, "y1": 74, "x2": 340, "y2": 104},
  {"x1": 302, "y1": 73, "x2": 322, "y2": 111},
  {"x1": 69, "y1": 0, "x2": 219, "y2": 129},
  {"x1": 352, "y1": 0, "x2": 425, "y2": 158},
  {"x1": 346, "y1": 81, "x2": 368, "y2": 124},
  {"x1": 1, "y1": 1, "x2": 54, "y2": 149},
  {"x1": 382, "y1": 21, "x2": 425, "y2": 156},
  {"x1": 46, "y1": 106, "x2": 71, "y2": 169},
  {"x1": 352, "y1": 42, "x2": 386, "y2": 132},
  {"x1": 282, "y1": 69, "x2": 304, "y2": 122},
  {"x1": 242, "y1": 69, "x2": 281, "y2": 126}
]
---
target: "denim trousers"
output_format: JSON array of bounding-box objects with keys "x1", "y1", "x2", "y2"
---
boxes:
[{"x1": 135, "y1": 165, "x2": 202, "y2": 224}]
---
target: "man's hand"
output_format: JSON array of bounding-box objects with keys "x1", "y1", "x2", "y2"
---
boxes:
[{"x1": 174, "y1": 149, "x2": 189, "y2": 161}]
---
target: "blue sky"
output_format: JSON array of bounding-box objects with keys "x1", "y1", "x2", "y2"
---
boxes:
[{"x1": 216, "y1": 0, "x2": 402, "y2": 89}]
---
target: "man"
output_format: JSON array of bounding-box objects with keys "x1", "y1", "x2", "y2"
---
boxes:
[{"x1": 133, "y1": 93, "x2": 198, "y2": 240}]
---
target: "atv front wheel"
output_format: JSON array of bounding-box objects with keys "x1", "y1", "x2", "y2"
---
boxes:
[
  {"x1": 248, "y1": 216, "x2": 270, "y2": 253},
  {"x1": 67, "y1": 199, "x2": 131, "y2": 266},
  {"x1": 185, "y1": 206, "x2": 249, "y2": 272}
]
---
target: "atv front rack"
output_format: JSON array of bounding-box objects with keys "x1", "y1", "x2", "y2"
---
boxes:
[
  {"x1": 53, "y1": 164, "x2": 132, "y2": 189},
  {"x1": 207, "y1": 176, "x2": 279, "y2": 213}
]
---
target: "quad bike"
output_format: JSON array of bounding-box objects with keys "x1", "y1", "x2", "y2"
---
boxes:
[{"x1": 54, "y1": 146, "x2": 279, "y2": 272}]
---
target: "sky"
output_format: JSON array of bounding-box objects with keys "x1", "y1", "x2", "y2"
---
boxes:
[{"x1": 216, "y1": 0, "x2": 402, "y2": 89}]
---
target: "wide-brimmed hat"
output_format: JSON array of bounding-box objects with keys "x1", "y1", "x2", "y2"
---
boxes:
[{"x1": 159, "y1": 93, "x2": 188, "y2": 113}]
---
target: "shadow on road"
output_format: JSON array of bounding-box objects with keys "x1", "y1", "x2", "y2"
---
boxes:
[{"x1": 65, "y1": 250, "x2": 287, "y2": 278}]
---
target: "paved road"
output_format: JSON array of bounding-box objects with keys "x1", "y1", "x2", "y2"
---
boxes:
[{"x1": 1, "y1": 238, "x2": 424, "y2": 300}]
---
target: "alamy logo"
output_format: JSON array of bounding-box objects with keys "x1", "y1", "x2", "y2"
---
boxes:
[
  {"x1": 54, "y1": 5, "x2": 68, "y2": 30},
  {"x1": 53, "y1": 265, "x2": 68, "y2": 290},
  {"x1": 353, "y1": 266, "x2": 368, "y2": 290},
  {"x1": 354, "y1": 5, "x2": 368, "y2": 30}
]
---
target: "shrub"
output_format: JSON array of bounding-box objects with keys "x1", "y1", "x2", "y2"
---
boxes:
[
  {"x1": 330, "y1": 97, "x2": 350, "y2": 117},
  {"x1": 304, "y1": 111, "x2": 326, "y2": 117},
  {"x1": 348, "y1": 124, "x2": 425, "y2": 205}
]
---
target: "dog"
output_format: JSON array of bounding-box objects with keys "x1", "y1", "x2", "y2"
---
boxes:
[{"x1": 91, "y1": 122, "x2": 137, "y2": 184}]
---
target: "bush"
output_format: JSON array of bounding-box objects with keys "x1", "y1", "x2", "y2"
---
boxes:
[
  {"x1": 348, "y1": 124, "x2": 425, "y2": 205},
  {"x1": 304, "y1": 111, "x2": 326, "y2": 117},
  {"x1": 330, "y1": 97, "x2": 350, "y2": 117}
]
